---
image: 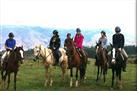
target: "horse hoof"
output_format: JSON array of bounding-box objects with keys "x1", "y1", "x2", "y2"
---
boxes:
[
  {"x1": 70, "y1": 83, "x2": 73, "y2": 87},
  {"x1": 84, "y1": 76, "x2": 87, "y2": 80},
  {"x1": 118, "y1": 85, "x2": 123, "y2": 89},
  {"x1": 44, "y1": 83, "x2": 48, "y2": 87},
  {"x1": 49, "y1": 84, "x2": 52, "y2": 87},
  {"x1": 110, "y1": 87, "x2": 114, "y2": 91},
  {"x1": 75, "y1": 81, "x2": 78, "y2": 87}
]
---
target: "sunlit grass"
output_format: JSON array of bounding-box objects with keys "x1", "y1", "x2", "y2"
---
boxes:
[{"x1": 0, "y1": 58, "x2": 136, "y2": 91}]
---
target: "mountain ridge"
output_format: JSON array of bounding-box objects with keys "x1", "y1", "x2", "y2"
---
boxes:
[{"x1": 0, "y1": 25, "x2": 136, "y2": 50}]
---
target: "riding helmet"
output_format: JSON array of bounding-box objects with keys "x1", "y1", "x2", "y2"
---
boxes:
[
  {"x1": 101, "y1": 30, "x2": 106, "y2": 36},
  {"x1": 67, "y1": 33, "x2": 71, "y2": 37},
  {"x1": 53, "y1": 30, "x2": 58, "y2": 35},
  {"x1": 76, "y1": 28, "x2": 81, "y2": 32},
  {"x1": 115, "y1": 26, "x2": 121, "y2": 33},
  {"x1": 8, "y1": 32, "x2": 14, "y2": 38}
]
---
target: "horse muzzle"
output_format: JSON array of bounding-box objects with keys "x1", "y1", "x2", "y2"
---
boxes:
[{"x1": 33, "y1": 56, "x2": 39, "y2": 62}]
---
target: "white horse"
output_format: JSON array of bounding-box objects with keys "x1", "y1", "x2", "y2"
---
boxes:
[{"x1": 33, "y1": 44, "x2": 68, "y2": 87}]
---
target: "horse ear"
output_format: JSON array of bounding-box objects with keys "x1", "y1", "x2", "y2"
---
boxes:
[
  {"x1": 110, "y1": 43, "x2": 113, "y2": 47},
  {"x1": 21, "y1": 45, "x2": 23, "y2": 48},
  {"x1": 96, "y1": 41, "x2": 98, "y2": 44},
  {"x1": 39, "y1": 44, "x2": 42, "y2": 49},
  {"x1": 71, "y1": 37, "x2": 73, "y2": 40}
]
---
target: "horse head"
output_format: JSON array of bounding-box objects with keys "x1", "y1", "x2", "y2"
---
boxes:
[
  {"x1": 109, "y1": 43, "x2": 123, "y2": 65},
  {"x1": 95, "y1": 41, "x2": 103, "y2": 54},
  {"x1": 33, "y1": 44, "x2": 46, "y2": 60},
  {"x1": 65, "y1": 38, "x2": 75, "y2": 55},
  {"x1": 14, "y1": 46, "x2": 24, "y2": 60},
  {"x1": 34, "y1": 45, "x2": 42, "y2": 58}
]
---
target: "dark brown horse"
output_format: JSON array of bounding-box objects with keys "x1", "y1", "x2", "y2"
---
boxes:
[
  {"x1": 65, "y1": 38, "x2": 87, "y2": 87},
  {"x1": 95, "y1": 42, "x2": 108, "y2": 83},
  {"x1": 1, "y1": 46, "x2": 24, "y2": 91},
  {"x1": 109, "y1": 44, "x2": 124, "y2": 89}
]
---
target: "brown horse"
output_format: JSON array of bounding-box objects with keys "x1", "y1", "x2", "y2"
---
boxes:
[
  {"x1": 95, "y1": 42, "x2": 108, "y2": 83},
  {"x1": 1, "y1": 46, "x2": 24, "y2": 91},
  {"x1": 33, "y1": 44, "x2": 68, "y2": 87},
  {"x1": 65, "y1": 38, "x2": 87, "y2": 87}
]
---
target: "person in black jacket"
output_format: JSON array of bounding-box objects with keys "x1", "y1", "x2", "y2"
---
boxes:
[
  {"x1": 112, "y1": 26, "x2": 128, "y2": 72},
  {"x1": 49, "y1": 30, "x2": 61, "y2": 65}
]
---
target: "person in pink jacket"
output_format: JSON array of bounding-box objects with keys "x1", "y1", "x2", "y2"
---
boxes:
[{"x1": 74, "y1": 28, "x2": 86, "y2": 59}]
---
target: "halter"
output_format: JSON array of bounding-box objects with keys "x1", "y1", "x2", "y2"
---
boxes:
[{"x1": 35, "y1": 46, "x2": 54, "y2": 61}]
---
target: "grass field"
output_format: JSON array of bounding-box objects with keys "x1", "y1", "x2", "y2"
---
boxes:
[{"x1": 0, "y1": 58, "x2": 136, "y2": 91}]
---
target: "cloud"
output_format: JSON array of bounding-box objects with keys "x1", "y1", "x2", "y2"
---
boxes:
[{"x1": 0, "y1": 0, "x2": 136, "y2": 44}]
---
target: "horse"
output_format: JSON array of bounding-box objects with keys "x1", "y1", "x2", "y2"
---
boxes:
[
  {"x1": 109, "y1": 44, "x2": 124, "y2": 89},
  {"x1": 1, "y1": 46, "x2": 24, "y2": 91},
  {"x1": 33, "y1": 44, "x2": 68, "y2": 87},
  {"x1": 65, "y1": 38, "x2": 87, "y2": 87},
  {"x1": 95, "y1": 42, "x2": 108, "y2": 83}
]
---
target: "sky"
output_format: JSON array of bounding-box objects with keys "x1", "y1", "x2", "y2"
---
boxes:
[{"x1": 0, "y1": 0, "x2": 136, "y2": 36}]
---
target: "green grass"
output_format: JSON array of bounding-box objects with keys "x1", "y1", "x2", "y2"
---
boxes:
[{"x1": 0, "y1": 59, "x2": 136, "y2": 91}]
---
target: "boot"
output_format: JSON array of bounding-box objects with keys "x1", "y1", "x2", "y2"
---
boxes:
[
  {"x1": 54, "y1": 53, "x2": 59, "y2": 66},
  {"x1": 1, "y1": 59, "x2": 3, "y2": 67}
]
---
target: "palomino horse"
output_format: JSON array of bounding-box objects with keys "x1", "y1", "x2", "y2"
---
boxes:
[
  {"x1": 65, "y1": 38, "x2": 87, "y2": 87},
  {"x1": 1, "y1": 46, "x2": 24, "y2": 91},
  {"x1": 109, "y1": 44, "x2": 124, "y2": 89},
  {"x1": 33, "y1": 44, "x2": 68, "y2": 87},
  {"x1": 95, "y1": 42, "x2": 108, "y2": 83}
]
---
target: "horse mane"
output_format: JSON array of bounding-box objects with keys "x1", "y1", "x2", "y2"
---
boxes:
[{"x1": 9, "y1": 47, "x2": 23, "y2": 62}]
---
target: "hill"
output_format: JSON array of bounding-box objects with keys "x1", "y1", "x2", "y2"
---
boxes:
[{"x1": 0, "y1": 25, "x2": 136, "y2": 50}]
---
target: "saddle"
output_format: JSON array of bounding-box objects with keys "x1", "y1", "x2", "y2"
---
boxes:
[{"x1": 76, "y1": 48, "x2": 85, "y2": 59}]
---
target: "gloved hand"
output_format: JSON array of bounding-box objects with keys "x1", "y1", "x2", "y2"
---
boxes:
[
  {"x1": 8, "y1": 47, "x2": 12, "y2": 50},
  {"x1": 64, "y1": 46, "x2": 67, "y2": 50},
  {"x1": 118, "y1": 48, "x2": 122, "y2": 52}
]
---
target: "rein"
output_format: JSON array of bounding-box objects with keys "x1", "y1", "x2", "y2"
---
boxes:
[{"x1": 39, "y1": 48, "x2": 54, "y2": 61}]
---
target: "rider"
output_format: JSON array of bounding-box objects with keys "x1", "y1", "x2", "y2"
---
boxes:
[
  {"x1": 64, "y1": 33, "x2": 71, "y2": 50},
  {"x1": 1, "y1": 32, "x2": 16, "y2": 66},
  {"x1": 95, "y1": 31, "x2": 108, "y2": 66},
  {"x1": 74, "y1": 28, "x2": 86, "y2": 60},
  {"x1": 49, "y1": 30, "x2": 61, "y2": 65},
  {"x1": 112, "y1": 26, "x2": 128, "y2": 72},
  {"x1": 64, "y1": 33, "x2": 72, "y2": 68}
]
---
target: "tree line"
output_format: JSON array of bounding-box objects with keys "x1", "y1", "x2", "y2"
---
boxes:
[{"x1": 84, "y1": 45, "x2": 137, "y2": 58}]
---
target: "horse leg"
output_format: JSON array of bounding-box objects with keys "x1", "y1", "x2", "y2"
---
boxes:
[
  {"x1": 103, "y1": 64, "x2": 108, "y2": 83},
  {"x1": 2, "y1": 71, "x2": 7, "y2": 90},
  {"x1": 70, "y1": 68, "x2": 73, "y2": 87},
  {"x1": 49, "y1": 65, "x2": 53, "y2": 87},
  {"x1": 117, "y1": 67, "x2": 122, "y2": 89},
  {"x1": 116, "y1": 67, "x2": 121, "y2": 89},
  {"x1": 7, "y1": 73, "x2": 10, "y2": 90},
  {"x1": 75, "y1": 67, "x2": 79, "y2": 87},
  {"x1": 96, "y1": 66, "x2": 100, "y2": 82},
  {"x1": 14, "y1": 72, "x2": 17, "y2": 91},
  {"x1": 111, "y1": 68, "x2": 115, "y2": 88},
  {"x1": 79, "y1": 64, "x2": 86, "y2": 83},
  {"x1": 103, "y1": 69, "x2": 106, "y2": 83},
  {"x1": 44, "y1": 68, "x2": 49, "y2": 87},
  {"x1": 61, "y1": 62, "x2": 66, "y2": 81}
]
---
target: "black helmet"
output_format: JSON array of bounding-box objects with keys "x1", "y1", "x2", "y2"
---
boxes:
[
  {"x1": 67, "y1": 33, "x2": 71, "y2": 37},
  {"x1": 8, "y1": 32, "x2": 14, "y2": 38},
  {"x1": 53, "y1": 30, "x2": 58, "y2": 35},
  {"x1": 115, "y1": 26, "x2": 121, "y2": 33},
  {"x1": 76, "y1": 28, "x2": 81, "y2": 32},
  {"x1": 101, "y1": 30, "x2": 106, "y2": 36}
]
